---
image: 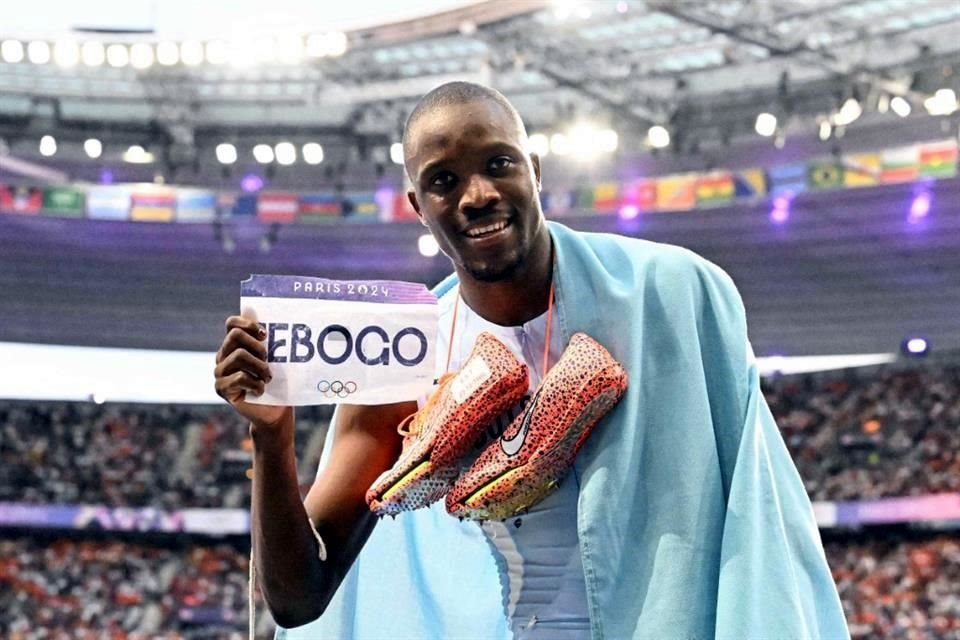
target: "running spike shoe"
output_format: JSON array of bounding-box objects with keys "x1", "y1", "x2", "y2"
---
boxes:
[
  {"x1": 446, "y1": 332, "x2": 628, "y2": 521},
  {"x1": 366, "y1": 332, "x2": 529, "y2": 517}
]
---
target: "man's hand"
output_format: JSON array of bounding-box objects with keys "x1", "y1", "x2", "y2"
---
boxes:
[{"x1": 214, "y1": 314, "x2": 291, "y2": 431}]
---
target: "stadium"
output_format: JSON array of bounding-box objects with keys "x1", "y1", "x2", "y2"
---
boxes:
[{"x1": 1, "y1": 0, "x2": 959, "y2": 638}]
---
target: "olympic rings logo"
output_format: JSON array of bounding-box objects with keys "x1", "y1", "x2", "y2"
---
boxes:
[{"x1": 317, "y1": 380, "x2": 358, "y2": 398}]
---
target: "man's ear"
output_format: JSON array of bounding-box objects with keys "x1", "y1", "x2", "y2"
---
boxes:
[
  {"x1": 407, "y1": 191, "x2": 427, "y2": 226},
  {"x1": 530, "y1": 152, "x2": 542, "y2": 192}
]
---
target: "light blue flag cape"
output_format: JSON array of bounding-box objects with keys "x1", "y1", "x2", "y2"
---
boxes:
[{"x1": 278, "y1": 221, "x2": 849, "y2": 640}]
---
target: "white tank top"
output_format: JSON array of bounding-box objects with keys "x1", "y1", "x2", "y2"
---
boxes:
[{"x1": 432, "y1": 289, "x2": 591, "y2": 638}]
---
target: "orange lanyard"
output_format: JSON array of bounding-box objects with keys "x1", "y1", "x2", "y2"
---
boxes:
[{"x1": 445, "y1": 281, "x2": 554, "y2": 377}]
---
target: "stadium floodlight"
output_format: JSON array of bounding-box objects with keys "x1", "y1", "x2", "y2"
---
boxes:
[
  {"x1": 27, "y1": 41, "x2": 51, "y2": 64},
  {"x1": 597, "y1": 128, "x2": 619, "y2": 153},
  {"x1": 276, "y1": 35, "x2": 305, "y2": 64},
  {"x1": 123, "y1": 145, "x2": 154, "y2": 163},
  {"x1": 527, "y1": 133, "x2": 550, "y2": 157},
  {"x1": 818, "y1": 120, "x2": 832, "y2": 141},
  {"x1": 418, "y1": 234, "x2": 440, "y2": 257},
  {"x1": 253, "y1": 37, "x2": 276, "y2": 64},
  {"x1": 275, "y1": 142, "x2": 296, "y2": 166},
  {"x1": 84, "y1": 138, "x2": 103, "y2": 159},
  {"x1": 156, "y1": 42, "x2": 179, "y2": 66},
  {"x1": 909, "y1": 191, "x2": 932, "y2": 222},
  {"x1": 833, "y1": 97, "x2": 862, "y2": 126},
  {"x1": 1, "y1": 40, "x2": 25, "y2": 63},
  {"x1": 902, "y1": 337, "x2": 929, "y2": 357},
  {"x1": 306, "y1": 32, "x2": 349, "y2": 58},
  {"x1": 53, "y1": 40, "x2": 80, "y2": 67},
  {"x1": 390, "y1": 142, "x2": 404, "y2": 165},
  {"x1": 647, "y1": 125, "x2": 670, "y2": 149},
  {"x1": 253, "y1": 144, "x2": 275, "y2": 164},
  {"x1": 755, "y1": 112, "x2": 777, "y2": 137},
  {"x1": 923, "y1": 88, "x2": 958, "y2": 116},
  {"x1": 180, "y1": 41, "x2": 204, "y2": 66},
  {"x1": 130, "y1": 43, "x2": 154, "y2": 69},
  {"x1": 890, "y1": 96, "x2": 911, "y2": 118},
  {"x1": 205, "y1": 40, "x2": 228, "y2": 65},
  {"x1": 302, "y1": 143, "x2": 324, "y2": 165},
  {"x1": 106, "y1": 44, "x2": 129, "y2": 68},
  {"x1": 39, "y1": 135, "x2": 57, "y2": 157},
  {"x1": 81, "y1": 41, "x2": 106, "y2": 67},
  {"x1": 326, "y1": 31, "x2": 348, "y2": 57},
  {"x1": 216, "y1": 143, "x2": 238, "y2": 165},
  {"x1": 550, "y1": 133, "x2": 570, "y2": 155}
]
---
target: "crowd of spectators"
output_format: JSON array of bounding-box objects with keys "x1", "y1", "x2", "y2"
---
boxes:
[
  {"x1": 764, "y1": 364, "x2": 960, "y2": 501},
  {"x1": 0, "y1": 535, "x2": 271, "y2": 639},
  {"x1": 827, "y1": 535, "x2": 960, "y2": 639},
  {"x1": 0, "y1": 402, "x2": 330, "y2": 510}
]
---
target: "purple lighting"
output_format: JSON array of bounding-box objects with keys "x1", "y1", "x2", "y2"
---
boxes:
[
  {"x1": 99, "y1": 168, "x2": 114, "y2": 185},
  {"x1": 240, "y1": 173, "x2": 264, "y2": 193},
  {"x1": 769, "y1": 191, "x2": 792, "y2": 224},
  {"x1": 909, "y1": 191, "x2": 931, "y2": 222},
  {"x1": 618, "y1": 204, "x2": 640, "y2": 220}
]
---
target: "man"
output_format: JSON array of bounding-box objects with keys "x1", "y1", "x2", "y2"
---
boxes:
[{"x1": 215, "y1": 81, "x2": 849, "y2": 639}]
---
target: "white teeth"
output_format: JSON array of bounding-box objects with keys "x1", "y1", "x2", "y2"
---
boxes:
[{"x1": 465, "y1": 220, "x2": 508, "y2": 238}]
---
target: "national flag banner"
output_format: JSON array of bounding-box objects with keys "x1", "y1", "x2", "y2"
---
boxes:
[
  {"x1": 732, "y1": 168, "x2": 766, "y2": 198},
  {"x1": 542, "y1": 189, "x2": 575, "y2": 217},
  {"x1": 880, "y1": 146, "x2": 919, "y2": 184},
  {"x1": 842, "y1": 153, "x2": 882, "y2": 188},
  {"x1": 654, "y1": 175, "x2": 696, "y2": 211},
  {"x1": 41, "y1": 187, "x2": 85, "y2": 218},
  {"x1": 575, "y1": 186, "x2": 595, "y2": 212},
  {"x1": 175, "y1": 189, "x2": 217, "y2": 222},
  {"x1": 298, "y1": 193, "x2": 342, "y2": 222},
  {"x1": 130, "y1": 185, "x2": 176, "y2": 222},
  {"x1": 0, "y1": 185, "x2": 42, "y2": 215},
  {"x1": 918, "y1": 140, "x2": 958, "y2": 178},
  {"x1": 232, "y1": 194, "x2": 258, "y2": 217},
  {"x1": 389, "y1": 193, "x2": 420, "y2": 222},
  {"x1": 342, "y1": 192, "x2": 379, "y2": 222},
  {"x1": 767, "y1": 163, "x2": 808, "y2": 197},
  {"x1": 217, "y1": 192, "x2": 237, "y2": 218},
  {"x1": 86, "y1": 186, "x2": 131, "y2": 220},
  {"x1": 620, "y1": 179, "x2": 657, "y2": 212},
  {"x1": 694, "y1": 172, "x2": 735, "y2": 206},
  {"x1": 592, "y1": 182, "x2": 620, "y2": 213},
  {"x1": 257, "y1": 192, "x2": 297, "y2": 223},
  {"x1": 807, "y1": 160, "x2": 844, "y2": 190}
]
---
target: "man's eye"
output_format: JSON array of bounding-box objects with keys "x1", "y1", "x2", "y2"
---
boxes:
[
  {"x1": 431, "y1": 172, "x2": 456, "y2": 188},
  {"x1": 489, "y1": 157, "x2": 514, "y2": 171}
]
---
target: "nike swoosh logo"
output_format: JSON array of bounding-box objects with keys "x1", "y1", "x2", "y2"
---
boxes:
[{"x1": 500, "y1": 387, "x2": 542, "y2": 457}]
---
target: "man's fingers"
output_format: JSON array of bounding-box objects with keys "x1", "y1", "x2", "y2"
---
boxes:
[
  {"x1": 215, "y1": 348, "x2": 272, "y2": 382},
  {"x1": 216, "y1": 326, "x2": 268, "y2": 363},
  {"x1": 216, "y1": 371, "x2": 266, "y2": 399},
  {"x1": 225, "y1": 315, "x2": 267, "y2": 339}
]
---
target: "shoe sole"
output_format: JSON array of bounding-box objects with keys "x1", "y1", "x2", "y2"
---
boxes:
[
  {"x1": 368, "y1": 369, "x2": 528, "y2": 516},
  {"x1": 451, "y1": 366, "x2": 626, "y2": 521}
]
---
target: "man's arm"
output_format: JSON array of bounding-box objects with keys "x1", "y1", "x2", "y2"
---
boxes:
[{"x1": 215, "y1": 314, "x2": 412, "y2": 628}]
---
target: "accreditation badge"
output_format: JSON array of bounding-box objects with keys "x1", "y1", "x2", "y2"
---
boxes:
[{"x1": 240, "y1": 274, "x2": 438, "y2": 405}]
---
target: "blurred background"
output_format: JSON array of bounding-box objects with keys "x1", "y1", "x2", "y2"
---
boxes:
[{"x1": 1, "y1": 0, "x2": 959, "y2": 637}]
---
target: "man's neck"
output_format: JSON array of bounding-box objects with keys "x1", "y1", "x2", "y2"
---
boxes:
[{"x1": 456, "y1": 231, "x2": 553, "y2": 327}]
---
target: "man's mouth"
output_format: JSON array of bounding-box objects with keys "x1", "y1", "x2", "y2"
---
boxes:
[{"x1": 463, "y1": 218, "x2": 511, "y2": 239}]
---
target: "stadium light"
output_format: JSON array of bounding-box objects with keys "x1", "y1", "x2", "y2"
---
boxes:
[
  {"x1": 106, "y1": 44, "x2": 129, "y2": 68},
  {"x1": 253, "y1": 37, "x2": 276, "y2": 64},
  {"x1": 84, "y1": 138, "x2": 103, "y2": 159},
  {"x1": 180, "y1": 41, "x2": 204, "y2": 66},
  {"x1": 818, "y1": 120, "x2": 832, "y2": 141},
  {"x1": 39, "y1": 135, "x2": 57, "y2": 157},
  {"x1": 597, "y1": 128, "x2": 619, "y2": 153},
  {"x1": 27, "y1": 41, "x2": 51, "y2": 64},
  {"x1": 769, "y1": 192, "x2": 792, "y2": 224},
  {"x1": 306, "y1": 32, "x2": 348, "y2": 58},
  {"x1": 549, "y1": 133, "x2": 570, "y2": 155},
  {"x1": 216, "y1": 143, "x2": 238, "y2": 165},
  {"x1": 618, "y1": 204, "x2": 639, "y2": 220},
  {"x1": 241, "y1": 173, "x2": 264, "y2": 192},
  {"x1": 890, "y1": 96, "x2": 911, "y2": 118},
  {"x1": 275, "y1": 142, "x2": 296, "y2": 166},
  {"x1": 418, "y1": 234, "x2": 440, "y2": 257},
  {"x1": 123, "y1": 145, "x2": 154, "y2": 164},
  {"x1": 130, "y1": 43, "x2": 154, "y2": 69},
  {"x1": 276, "y1": 35, "x2": 305, "y2": 64},
  {"x1": 81, "y1": 41, "x2": 106, "y2": 67},
  {"x1": 302, "y1": 143, "x2": 324, "y2": 165},
  {"x1": 205, "y1": 40, "x2": 228, "y2": 65},
  {"x1": 902, "y1": 337, "x2": 929, "y2": 357},
  {"x1": 647, "y1": 125, "x2": 670, "y2": 149},
  {"x1": 755, "y1": 112, "x2": 777, "y2": 137},
  {"x1": 832, "y1": 97, "x2": 862, "y2": 126},
  {"x1": 1, "y1": 40, "x2": 25, "y2": 63},
  {"x1": 390, "y1": 142, "x2": 404, "y2": 165},
  {"x1": 156, "y1": 42, "x2": 179, "y2": 66},
  {"x1": 527, "y1": 133, "x2": 550, "y2": 157},
  {"x1": 923, "y1": 88, "x2": 958, "y2": 116},
  {"x1": 909, "y1": 190, "x2": 932, "y2": 222},
  {"x1": 53, "y1": 40, "x2": 80, "y2": 67},
  {"x1": 253, "y1": 144, "x2": 275, "y2": 164}
]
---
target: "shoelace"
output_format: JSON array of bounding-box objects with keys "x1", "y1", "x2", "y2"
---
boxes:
[{"x1": 396, "y1": 371, "x2": 457, "y2": 445}]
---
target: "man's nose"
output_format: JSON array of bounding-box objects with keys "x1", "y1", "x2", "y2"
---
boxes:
[{"x1": 460, "y1": 174, "x2": 501, "y2": 213}]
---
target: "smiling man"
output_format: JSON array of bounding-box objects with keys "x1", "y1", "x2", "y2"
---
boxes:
[{"x1": 215, "y1": 81, "x2": 849, "y2": 640}]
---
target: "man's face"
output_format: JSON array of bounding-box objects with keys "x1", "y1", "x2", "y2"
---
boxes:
[{"x1": 405, "y1": 99, "x2": 543, "y2": 282}]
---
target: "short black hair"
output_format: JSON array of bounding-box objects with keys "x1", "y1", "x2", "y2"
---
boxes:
[{"x1": 401, "y1": 81, "x2": 525, "y2": 153}]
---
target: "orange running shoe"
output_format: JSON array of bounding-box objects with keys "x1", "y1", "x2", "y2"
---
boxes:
[
  {"x1": 446, "y1": 333, "x2": 628, "y2": 521},
  {"x1": 366, "y1": 332, "x2": 529, "y2": 517}
]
